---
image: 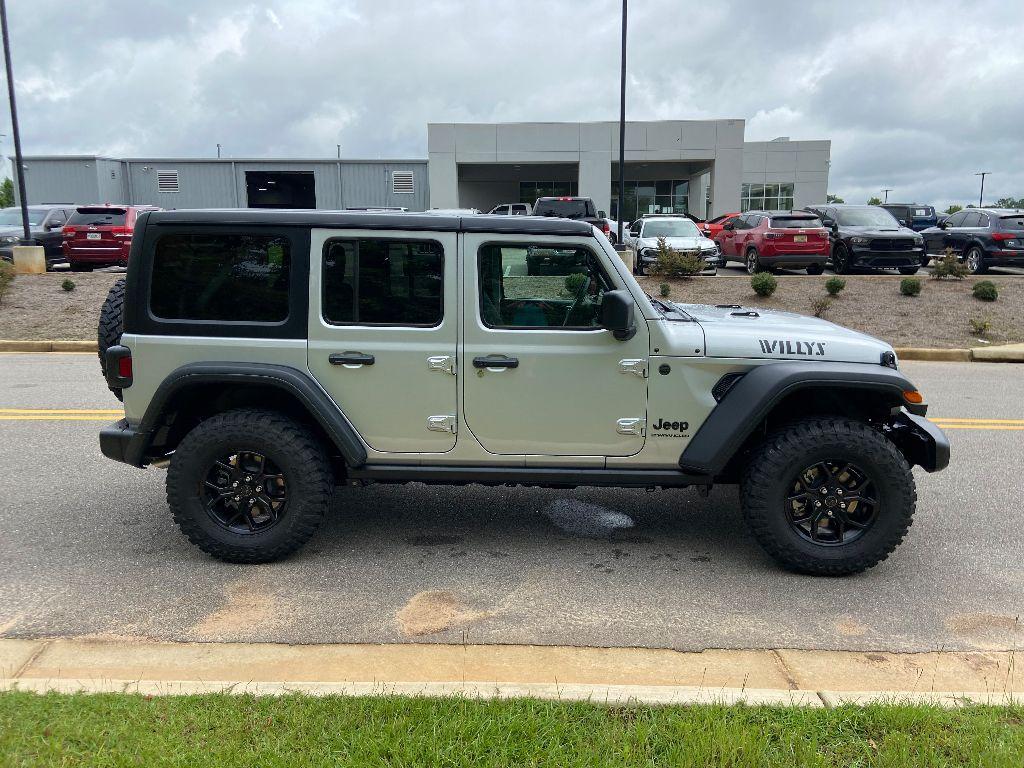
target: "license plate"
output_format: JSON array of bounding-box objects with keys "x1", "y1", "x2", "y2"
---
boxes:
[
  {"x1": 87, "y1": 232, "x2": 101, "y2": 240},
  {"x1": 794, "y1": 234, "x2": 807, "y2": 242}
]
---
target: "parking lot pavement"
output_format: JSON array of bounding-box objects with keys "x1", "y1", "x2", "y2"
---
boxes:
[
  {"x1": 1, "y1": 355, "x2": 1022, "y2": 653},
  {"x1": 715, "y1": 261, "x2": 1024, "y2": 277}
]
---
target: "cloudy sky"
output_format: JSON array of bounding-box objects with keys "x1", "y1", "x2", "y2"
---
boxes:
[{"x1": 3, "y1": 0, "x2": 1022, "y2": 208}]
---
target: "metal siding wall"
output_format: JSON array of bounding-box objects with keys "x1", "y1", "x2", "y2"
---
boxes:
[
  {"x1": 14, "y1": 159, "x2": 100, "y2": 205},
  {"x1": 96, "y1": 159, "x2": 126, "y2": 203},
  {"x1": 128, "y1": 162, "x2": 238, "y2": 208},
  {"x1": 340, "y1": 162, "x2": 427, "y2": 210}
]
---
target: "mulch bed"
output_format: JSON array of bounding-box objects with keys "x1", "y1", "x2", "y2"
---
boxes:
[{"x1": 0, "y1": 272, "x2": 122, "y2": 341}]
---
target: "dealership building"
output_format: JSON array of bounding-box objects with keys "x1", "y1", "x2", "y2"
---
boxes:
[{"x1": 12, "y1": 119, "x2": 830, "y2": 220}]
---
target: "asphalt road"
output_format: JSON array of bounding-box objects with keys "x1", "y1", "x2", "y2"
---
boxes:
[{"x1": 1, "y1": 353, "x2": 1022, "y2": 652}]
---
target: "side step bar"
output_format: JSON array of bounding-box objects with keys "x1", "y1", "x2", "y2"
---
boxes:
[{"x1": 347, "y1": 464, "x2": 712, "y2": 489}]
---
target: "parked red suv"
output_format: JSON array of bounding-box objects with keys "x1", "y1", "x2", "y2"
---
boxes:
[
  {"x1": 718, "y1": 210, "x2": 830, "y2": 274},
  {"x1": 63, "y1": 205, "x2": 159, "y2": 271},
  {"x1": 702, "y1": 211, "x2": 740, "y2": 241}
]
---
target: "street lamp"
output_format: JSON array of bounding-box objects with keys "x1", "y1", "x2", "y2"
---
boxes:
[
  {"x1": 1, "y1": 0, "x2": 31, "y2": 244},
  {"x1": 975, "y1": 172, "x2": 989, "y2": 208},
  {"x1": 882, "y1": 188, "x2": 893, "y2": 203},
  {"x1": 616, "y1": 0, "x2": 627, "y2": 243},
  {"x1": 216, "y1": 143, "x2": 222, "y2": 159}
]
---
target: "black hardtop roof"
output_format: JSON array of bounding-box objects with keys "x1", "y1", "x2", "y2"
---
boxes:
[{"x1": 142, "y1": 209, "x2": 595, "y2": 236}]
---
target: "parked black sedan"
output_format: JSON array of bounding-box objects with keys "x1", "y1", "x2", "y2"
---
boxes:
[
  {"x1": 0, "y1": 205, "x2": 76, "y2": 269},
  {"x1": 802, "y1": 204, "x2": 926, "y2": 274},
  {"x1": 921, "y1": 208, "x2": 1024, "y2": 274}
]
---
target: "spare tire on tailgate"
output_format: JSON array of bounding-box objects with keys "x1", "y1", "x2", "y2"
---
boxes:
[{"x1": 97, "y1": 278, "x2": 126, "y2": 401}]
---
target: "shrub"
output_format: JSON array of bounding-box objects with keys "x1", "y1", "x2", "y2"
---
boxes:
[
  {"x1": 61, "y1": 278, "x2": 76, "y2": 292},
  {"x1": 900, "y1": 277, "x2": 921, "y2": 297},
  {"x1": 563, "y1": 272, "x2": 588, "y2": 296},
  {"x1": 649, "y1": 237, "x2": 705, "y2": 279},
  {"x1": 931, "y1": 248, "x2": 969, "y2": 280},
  {"x1": 969, "y1": 317, "x2": 992, "y2": 337},
  {"x1": 659, "y1": 282, "x2": 671, "y2": 298},
  {"x1": 811, "y1": 296, "x2": 832, "y2": 318},
  {"x1": 0, "y1": 260, "x2": 14, "y2": 304},
  {"x1": 750, "y1": 272, "x2": 778, "y2": 298},
  {"x1": 972, "y1": 280, "x2": 998, "y2": 302},
  {"x1": 824, "y1": 277, "x2": 846, "y2": 296}
]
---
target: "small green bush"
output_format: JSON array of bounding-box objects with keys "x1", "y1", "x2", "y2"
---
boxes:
[
  {"x1": 659, "y1": 282, "x2": 670, "y2": 298},
  {"x1": 972, "y1": 280, "x2": 998, "y2": 302},
  {"x1": 563, "y1": 272, "x2": 588, "y2": 296},
  {"x1": 824, "y1": 277, "x2": 846, "y2": 296},
  {"x1": 900, "y1": 277, "x2": 921, "y2": 297},
  {"x1": 750, "y1": 272, "x2": 778, "y2": 298},
  {"x1": 61, "y1": 278, "x2": 76, "y2": 292},
  {"x1": 811, "y1": 296, "x2": 832, "y2": 318},
  {"x1": 0, "y1": 259, "x2": 15, "y2": 304},
  {"x1": 969, "y1": 317, "x2": 992, "y2": 337},
  {"x1": 931, "y1": 248, "x2": 969, "y2": 280},
  {"x1": 649, "y1": 237, "x2": 706, "y2": 279}
]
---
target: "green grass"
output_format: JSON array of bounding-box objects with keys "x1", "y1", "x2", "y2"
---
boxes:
[{"x1": 1, "y1": 691, "x2": 1022, "y2": 767}]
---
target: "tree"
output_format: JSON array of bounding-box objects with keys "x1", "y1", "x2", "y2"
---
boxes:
[
  {"x1": 866, "y1": 196, "x2": 882, "y2": 206},
  {"x1": 995, "y1": 197, "x2": 1024, "y2": 209},
  {"x1": 826, "y1": 194, "x2": 844, "y2": 204},
  {"x1": 0, "y1": 178, "x2": 13, "y2": 208},
  {"x1": 944, "y1": 204, "x2": 962, "y2": 215}
]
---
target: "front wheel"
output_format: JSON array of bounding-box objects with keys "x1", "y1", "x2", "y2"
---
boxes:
[
  {"x1": 740, "y1": 418, "x2": 916, "y2": 576},
  {"x1": 832, "y1": 244, "x2": 851, "y2": 274},
  {"x1": 745, "y1": 248, "x2": 764, "y2": 275},
  {"x1": 166, "y1": 409, "x2": 332, "y2": 563}
]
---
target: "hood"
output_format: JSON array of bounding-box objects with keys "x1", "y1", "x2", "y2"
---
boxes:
[
  {"x1": 840, "y1": 225, "x2": 918, "y2": 237},
  {"x1": 639, "y1": 236, "x2": 715, "y2": 250},
  {"x1": 669, "y1": 302, "x2": 893, "y2": 365}
]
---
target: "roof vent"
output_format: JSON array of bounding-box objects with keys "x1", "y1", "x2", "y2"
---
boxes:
[
  {"x1": 157, "y1": 170, "x2": 179, "y2": 193},
  {"x1": 392, "y1": 171, "x2": 414, "y2": 194}
]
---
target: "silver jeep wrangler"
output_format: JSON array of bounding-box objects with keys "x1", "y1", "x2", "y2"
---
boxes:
[{"x1": 98, "y1": 210, "x2": 949, "y2": 574}]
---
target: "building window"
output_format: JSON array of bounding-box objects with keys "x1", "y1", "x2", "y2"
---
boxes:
[
  {"x1": 741, "y1": 183, "x2": 795, "y2": 212},
  {"x1": 519, "y1": 181, "x2": 578, "y2": 204},
  {"x1": 609, "y1": 180, "x2": 689, "y2": 222},
  {"x1": 392, "y1": 171, "x2": 415, "y2": 194},
  {"x1": 322, "y1": 239, "x2": 443, "y2": 326},
  {"x1": 150, "y1": 234, "x2": 290, "y2": 323}
]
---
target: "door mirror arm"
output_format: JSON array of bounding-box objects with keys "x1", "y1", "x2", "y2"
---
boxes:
[{"x1": 600, "y1": 290, "x2": 637, "y2": 341}]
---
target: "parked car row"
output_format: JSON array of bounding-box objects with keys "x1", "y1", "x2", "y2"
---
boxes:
[{"x1": 0, "y1": 203, "x2": 159, "y2": 271}]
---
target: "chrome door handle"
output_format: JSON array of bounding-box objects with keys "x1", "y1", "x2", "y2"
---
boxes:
[{"x1": 329, "y1": 352, "x2": 375, "y2": 367}]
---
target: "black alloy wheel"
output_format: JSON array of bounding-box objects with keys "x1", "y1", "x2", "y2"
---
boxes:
[
  {"x1": 784, "y1": 460, "x2": 879, "y2": 546},
  {"x1": 202, "y1": 450, "x2": 288, "y2": 534}
]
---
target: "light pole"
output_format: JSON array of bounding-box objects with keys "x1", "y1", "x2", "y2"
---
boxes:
[
  {"x1": 975, "y1": 171, "x2": 989, "y2": 208},
  {"x1": 216, "y1": 143, "x2": 222, "y2": 159},
  {"x1": 616, "y1": 0, "x2": 627, "y2": 244},
  {"x1": 336, "y1": 144, "x2": 341, "y2": 159},
  {"x1": 882, "y1": 188, "x2": 892, "y2": 203},
  {"x1": 1, "y1": 0, "x2": 30, "y2": 244}
]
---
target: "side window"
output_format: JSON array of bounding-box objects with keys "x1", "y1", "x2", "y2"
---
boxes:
[
  {"x1": 946, "y1": 211, "x2": 966, "y2": 227},
  {"x1": 962, "y1": 212, "x2": 982, "y2": 228},
  {"x1": 629, "y1": 220, "x2": 641, "y2": 236},
  {"x1": 493, "y1": 205, "x2": 508, "y2": 215},
  {"x1": 150, "y1": 233, "x2": 291, "y2": 323},
  {"x1": 511, "y1": 205, "x2": 527, "y2": 215},
  {"x1": 47, "y1": 209, "x2": 67, "y2": 227},
  {"x1": 977, "y1": 213, "x2": 990, "y2": 228},
  {"x1": 478, "y1": 243, "x2": 613, "y2": 330},
  {"x1": 322, "y1": 238, "x2": 443, "y2": 326}
]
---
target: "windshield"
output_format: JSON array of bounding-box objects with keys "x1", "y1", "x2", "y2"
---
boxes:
[
  {"x1": 68, "y1": 209, "x2": 127, "y2": 226},
  {"x1": 0, "y1": 208, "x2": 48, "y2": 226},
  {"x1": 641, "y1": 219, "x2": 700, "y2": 238},
  {"x1": 835, "y1": 208, "x2": 901, "y2": 227},
  {"x1": 769, "y1": 216, "x2": 823, "y2": 229},
  {"x1": 914, "y1": 207, "x2": 934, "y2": 218},
  {"x1": 535, "y1": 200, "x2": 591, "y2": 219}
]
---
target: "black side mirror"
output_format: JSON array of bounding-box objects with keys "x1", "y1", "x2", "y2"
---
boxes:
[
  {"x1": 600, "y1": 290, "x2": 636, "y2": 341},
  {"x1": 937, "y1": 221, "x2": 948, "y2": 229}
]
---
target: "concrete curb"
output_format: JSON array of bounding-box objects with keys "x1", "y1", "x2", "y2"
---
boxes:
[
  {"x1": 895, "y1": 347, "x2": 972, "y2": 362},
  {"x1": 0, "y1": 339, "x2": 96, "y2": 352},
  {"x1": 1, "y1": 638, "x2": 1019, "y2": 708}
]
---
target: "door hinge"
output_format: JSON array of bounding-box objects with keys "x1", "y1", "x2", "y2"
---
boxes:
[
  {"x1": 427, "y1": 414, "x2": 457, "y2": 434},
  {"x1": 616, "y1": 417, "x2": 646, "y2": 436},
  {"x1": 618, "y1": 358, "x2": 648, "y2": 378},
  {"x1": 427, "y1": 355, "x2": 456, "y2": 375}
]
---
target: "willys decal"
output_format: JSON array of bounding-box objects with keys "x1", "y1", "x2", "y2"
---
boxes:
[{"x1": 758, "y1": 339, "x2": 827, "y2": 357}]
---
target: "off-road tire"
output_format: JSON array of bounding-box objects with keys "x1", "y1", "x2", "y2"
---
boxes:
[
  {"x1": 97, "y1": 278, "x2": 126, "y2": 401},
  {"x1": 167, "y1": 409, "x2": 332, "y2": 563},
  {"x1": 740, "y1": 417, "x2": 916, "y2": 576}
]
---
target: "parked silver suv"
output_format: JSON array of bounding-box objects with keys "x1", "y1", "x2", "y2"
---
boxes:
[{"x1": 97, "y1": 210, "x2": 948, "y2": 574}]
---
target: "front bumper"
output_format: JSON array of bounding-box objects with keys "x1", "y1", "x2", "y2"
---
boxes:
[
  {"x1": 639, "y1": 249, "x2": 722, "y2": 268},
  {"x1": 886, "y1": 410, "x2": 950, "y2": 473},
  {"x1": 99, "y1": 418, "x2": 151, "y2": 468},
  {"x1": 850, "y1": 245, "x2": 924, "y2": 268}
]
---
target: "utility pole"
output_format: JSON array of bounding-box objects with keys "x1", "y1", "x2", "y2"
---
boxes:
[
  {"x1": 975, "y1": 172, "x2": 989, "y2": 208},
  {"x1": 1, "y1": 0, "x2": 30, "y2": 243},
  {"x1": 616, "y1": 0, "x2": 627, "y2": 243},
  {"x1": 882, "y1": 188, "x2": 892, "y2": 203}
]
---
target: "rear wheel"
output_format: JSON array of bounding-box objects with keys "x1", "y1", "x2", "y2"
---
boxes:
[
  {"x1": 166, "y1": 409, "x2": 332, "y2": 563},
  {"x1": 97, "y1": 278, "x2": 126, "y2": 401},
  {"x1": 965, "y1": 246, "x2": 987, "y2": 274},
  {"x1": 740, "y1": 418, "x2": 916, "y2": 576}
]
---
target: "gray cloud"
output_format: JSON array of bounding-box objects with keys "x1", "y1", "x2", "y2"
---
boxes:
[{"x1": 3, "y1": 0, "x2": 1022, "y2": 208}]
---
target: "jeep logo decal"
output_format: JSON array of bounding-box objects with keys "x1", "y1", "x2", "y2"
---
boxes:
[
  {"x1": 758, "y1": 339, "x2": 826, "y2": 357},
  {"x1": 651, "y1": 419, "x2": 689, "y2": 432}
]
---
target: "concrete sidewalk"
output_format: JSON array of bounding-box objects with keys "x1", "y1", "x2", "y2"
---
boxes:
[{"x1": 2, "y1": 638, "x2": 1019, "y2": 707}]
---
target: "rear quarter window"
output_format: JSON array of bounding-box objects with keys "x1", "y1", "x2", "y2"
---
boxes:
[{"x1": 149, "y1": 233, "x2": 291, "y2": 323}]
